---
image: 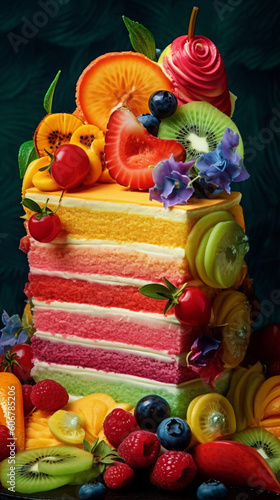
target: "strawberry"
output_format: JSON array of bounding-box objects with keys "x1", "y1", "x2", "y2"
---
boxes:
[
  {"x1": 0, "y1": 425, "x2": 15, "y2": 461},
  {"x1": 30, "y1": 379, "x2": 69, "y2": 412},
  {"x1": 104, "y1": 107, "x2": 186, "y2": 190},
  {"x1": 103, "y1": 408, "x2": 139, "y2": 449},
  {"x1": 118, "y1": 430, "x2": 160, "y2": 468},
  {"x1": 22, "y1": 384, "x2": 34, "y2": 415},
  {"x1": 192, "y1": 441, "x2": 280, "y2": 494},
  {"x1": 103, "y1": 462, "x2": 134, "y2": 489},
  {"x1": 150, "y1": 451, "x2": 197, "y2": 491}
]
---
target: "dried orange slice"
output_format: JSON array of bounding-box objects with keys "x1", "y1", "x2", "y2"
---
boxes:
[{"x1": 76, "y1": 51, "x2": 173, "y2": 131}]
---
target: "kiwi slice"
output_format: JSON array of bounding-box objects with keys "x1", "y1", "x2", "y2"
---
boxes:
[
  {"x1": 232, "y1": 427, "x2": 280, "y2": 473},
  {"x1": 0, "y1": 447, "x2": 74, "y2": 494},
  {"x1": 37, "y1": 446, "x2": 93, "y2": 475},
  {"x1": 158, "y1": 101, "x2": 244, "y2": 161},
  {"x1": 195, "y1": 227, "x2": 221, "y2": 288},
  {"x1": 204, "y1": 221, "x2": 249, "y2": 288}
]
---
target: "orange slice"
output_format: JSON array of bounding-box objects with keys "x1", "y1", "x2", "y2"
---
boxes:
[{"x1": 76, "y1": 51, "x2": 173, "y2": 131}]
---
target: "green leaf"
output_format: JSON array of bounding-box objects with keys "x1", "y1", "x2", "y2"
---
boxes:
[
  {"x1": 101, "y1": 457, "x2": 118, "y2": 464},
  {"x1": 139, "y1": 283, "x2": 172, "y2": 300},
  {"x1": 164, "y1": 299, "x2": 174, "y2": 315},
  {"x1": 94, "y1": 440, "x2": 116, "y2": 459},
  {"x1": 90, "y1": 437, "x2": 99, "y2": 453},
  {"x1": 83, "y1": 439, "x2": 92, "y2": 453},
  {"x1": 43, "y1": 70, "x2": 61, "y2": 114},
  {"x1": 122, "y1": 16, "x2": 156, "y2": 60},
  {"x1": 18, "y1": 140, "x2": 39, "y2": 179},
  {"x1": 163, "y1": 278, "x2": 177, "y2": 293},
  {"x1": 22, "y1": 198, "x2": 42, "y2": 213}
]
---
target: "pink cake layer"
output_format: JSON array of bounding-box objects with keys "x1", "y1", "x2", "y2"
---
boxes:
[
  {"x1": 34, "y1": 305, "x2": 202, "y2": 355},
  {"x1": 31, "y1": 336, "x2": 197, "y2": 384},
  {"x1": 28, "y1": 240, "x2": 190, "y2": 286},
  {"x1": 29, "y1": 274, "x2": 168, "y2": 315}
]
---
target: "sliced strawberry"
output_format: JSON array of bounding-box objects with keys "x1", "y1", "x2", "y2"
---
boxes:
[{"x1": 104, "y1": 108, "x2": 186, "y2": 190}]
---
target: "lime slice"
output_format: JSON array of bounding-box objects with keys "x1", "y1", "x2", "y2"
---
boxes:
[
  {"x1": 204, "y1": 221, "x2": 249, "y2": 288},
  {"x1": 48, "y1": 410, "x2": 85, "y2": 444},
  {"x1": 195, "y1": 228, "x2": 221, "y2": 288},
  {"x1": 186, "y1": 211, "x2": 234, "y2": 277}
]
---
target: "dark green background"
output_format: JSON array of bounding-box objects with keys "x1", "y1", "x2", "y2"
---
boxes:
[{"x1": 0, "y1": 0, "x2": 279, "y2": 326}]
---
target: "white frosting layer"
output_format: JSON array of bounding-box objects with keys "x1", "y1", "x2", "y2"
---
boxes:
[
  {"x1": 32, "y1": 360, "x2": 202, "y2": 392},
  {"x1": 34, "y1": 330, "x2": 187, "y2": 364},
  {"x1": 33, "y1": 299, "x2": 180, "y2": 325}
]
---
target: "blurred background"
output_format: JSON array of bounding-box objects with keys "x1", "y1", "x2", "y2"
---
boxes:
[{"x1": 0, "y1": 0, "x2": 279, "y2": 326}]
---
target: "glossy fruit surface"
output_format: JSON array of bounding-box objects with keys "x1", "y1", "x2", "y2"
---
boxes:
[
  {"x1": 137, "y1": 113, "x2": 160, "y2": 136},
  {"x1": 104, "y1": 107, "x2": 186, "y2": 190},
  {"x1": 197, "y1": 479, "x2": 228, "y2": 500},
  {"x1": 150, "y1": 450, "x2": 197, "y2": 491},
  {"x1": 0, "y1": 425, "x2": 14, "y2": 461},
  {"x1": 134, "y1": 395, "x2": 170, "y2": 432},
  {"x1": 0, "y1": 344, "x2": 34, "y2": 382},
  {"x1": 118, "y1": 430, "x2": 160, "y2": 468},
  {"x1": 174, "y1": 286, "x2": 211, "y2": 326},
  {"x1": 28, "y1": 213, "x2": 61, "y2": 243},
  {"x1": 50, "y1": 144, "x2": 90, "y2": 189},
  {"x1": 31, "y1": 379, "x2": 69, "y2": 412},
  {"x1": 246, "y1": 323, "x2": 280, "y2": 364},
  {"x1": 78, "y1": 482, "x2": 106, "y2": 500},
  {"x1": 103, "y1": 407, "x2": 138, "y2": 448},
  {"x1": 156, "y1": 417, "x2": 192, "y2": 450},
  {"x1": 149, "y1": 90, "x2": 178, "y2": 119},
  {"x1": 48, "y1": 410, "x2": 85, "y2": 444}
]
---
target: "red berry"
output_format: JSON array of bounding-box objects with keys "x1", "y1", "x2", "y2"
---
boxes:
[
  {"x1": 0, "y1": 344, "x2": 34, "y2": 382},
  {"x1": 22, "y1": 384, "x2": 34, "y2": 415},
  {"x1": 0, "y1": 425, "x2": 14, "y2": 461},
  {"x1": 30, "y1": 379, "x2": 69, "y2": 412},
  {"x1": 103, "y1": 462, "x2": 134, "y2": 489},
  {"x1": 245, "y1": 323, "x2": 280, "y2": 364},
  {"x1": 28, "y1": 213, "x2": 61, "y2": 243},
  {"x1": 103, "y1": 408, "x2": 139, "y2": 448},
  {"x1": 174, "y1": 287, "x2": 211, "y2": 326},
  {"x1": 105, "y1": 107, "x2": 185, "y2": 190},
  {"x1": 150, "y1": 450, "x2": 197, "y2": 491},
  {"x1": 118, "y1": 430, "x2": 160, "y2": 468},
  {"x1": 267, "y1": 360, "x2": 280, "y2": 377},
  {"x1": 51, "y1": 144, "x2": 90, "y2": 189}
]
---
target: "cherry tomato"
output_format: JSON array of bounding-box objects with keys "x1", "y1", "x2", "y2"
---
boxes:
[
  {"x1": 174, "y1": 287, "x2": 211, "y2": 326},
  {"x1": 28, "y1": 213, "x2": 61, "y2": 243},
  {"x1": 51, "y1": 144, "x2": 90, "y2": 189},
  {"x1": 0, "y1": 344, "x2": 34, "y2": 382}
]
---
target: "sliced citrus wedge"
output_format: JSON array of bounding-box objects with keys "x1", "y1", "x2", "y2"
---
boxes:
[
  {"x1": 221, "y1": 302, "x2": 251, "y2": 368},
  {"x1": 76, "y1": 51, "x2": 173, "y2": 131},
  {"x1": 48, "y1": 410, "x2": 85, "y2": 444},
  {"x1": 188, "y1": 393, "x2": 236, "y2": 443}
]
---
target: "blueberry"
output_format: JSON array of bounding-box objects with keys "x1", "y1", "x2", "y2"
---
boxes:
[
  {"x1": 78, "y1": 481, "x2": 106, "y2": 500},
  {"x1": 148, "y1": 90, "x2": 178, "y2": 119},
  {"x1": 156, "y1": 417, "x2": 192, "y2": 450},
  {"x1": 155, "y1": 48, "x2": 162, "y2": 61},
  {"x1": 137, "y1": 113, "x2": 160, "y2": 136},
  {"x1": 197, "y1": 479, "x2": 228, "y2": 499},
  {"x1": 134, "y1": 395, "x2": 170, "y2": 432}
]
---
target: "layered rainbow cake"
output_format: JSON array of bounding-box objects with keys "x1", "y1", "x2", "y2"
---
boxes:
[{"x1": 23, "y1": 181, "x2": 248, "y2": 417}]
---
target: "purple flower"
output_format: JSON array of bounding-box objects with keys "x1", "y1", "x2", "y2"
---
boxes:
[
  {"x1": 187, "y1": 334, "x2": 224, "y2": 389},
  {"x1": 149, "y1": 155, "x2": 196, "y2": 209},
  {"x1": 196, "y1": 128, "x2": 250, "y2": 194},
  {"x1": 0, "y1": 311, "x2": 28, "y2": 356}
]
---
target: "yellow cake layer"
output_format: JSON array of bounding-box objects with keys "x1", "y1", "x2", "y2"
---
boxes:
[{"x1": 24, "y1": 184, "x2": 244, "y2": 248}]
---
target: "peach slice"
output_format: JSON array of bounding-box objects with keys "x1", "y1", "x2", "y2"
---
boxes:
[{"x1": 76, "y1": 51, "x2": 173, "y2": 131}]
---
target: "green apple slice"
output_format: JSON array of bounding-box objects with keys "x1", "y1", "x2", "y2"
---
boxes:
[
  {"x1": 204, "y1": 221, "x2": 249, "y2": 289},
  {"x1": 186, "y1": 210, "x2": 234, "y2": 278},
  {"x1": 195, "y1": 227, "x2": 221, "y2": 288}
]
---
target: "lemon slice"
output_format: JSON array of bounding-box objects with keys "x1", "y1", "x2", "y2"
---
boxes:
[
  {"x1": 221, "y1": 302, "x2": 251, "y2": 368},
  {"x1": 189, "y1": 393, "x2": 236, "y2": 443},
  {"x1": 48, "y1": 410, "x2": 85, "y2": 444}
]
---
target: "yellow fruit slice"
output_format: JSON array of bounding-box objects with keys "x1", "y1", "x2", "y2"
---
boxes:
[
  {"x1": 244, "y1": 372, "x2": 265, "y2": 427},
  {"x1": 22, "y1": 157, "x2": 51, "y2": 198},
  {"x1": 214, "y1": 291, "x2": 248, "y2": 326},
  {"x1": 48, "y1": 410, "x2": 85, "y2": 444},
  {"x1": 34, "y1": 113, "x2": 84, "y2": 156},
  {"x1": 70, "y1": 124, "x2": 104, "y2": 152},
  {"x1": 254, "y1": 377, "x2": 280, "y2": 424},
  {"x1": 221, "y1": 302, "x2": 251, "y2": 368},
  {"x1": 186, "y1": 395, "x2": 204, "y2": 423},
  {"x1": 263, "y1": 397, "x2": 280, "y2": 419},
  {"x1": 82, "y1": 150, "x2": 102, "y2": 186},
  {"x1": 260, "y1": 417, "x2": 280, "y2": 427},
  {"x1": 76, "y1": 51, "x2": 173, "y2": 131},
  {"x1": 231, "y1": 363, "x2": 264, "y2": 431},
  {"x1": 212, "y1": 291, "x2": 233, "y2": 322},
  {"x1": 226, "y1": 367, "x2": 247, "y2": 405},
  {"x1": 32, "y1": 168, "x2": 61, "y2": 191},
  {"x1": 188, "y1": 393, "x2": 236, "y2": 443}
]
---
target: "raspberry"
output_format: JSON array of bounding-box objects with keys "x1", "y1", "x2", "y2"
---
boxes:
[
  {"x1": 118, "y1": 430, "x2": 160, "y2": 468},
  {"x1": 30, "y1": 379, "x2": 69, "y2": 412},
  {"x1": 0, "y1": 425, "x2": 14, "y2": 461},
  {"x1": 103, "y1": 408, "x2": 139, "y2": 448},
  {"x1": 103, "y1": 462, "x2": 134, "y2": 489},
  {"x1": 22, "y1": 384, "x2": 34, "y2": 415},
  {"x1": 150, "y1": 450, "x2": 197, "y2": 491}
]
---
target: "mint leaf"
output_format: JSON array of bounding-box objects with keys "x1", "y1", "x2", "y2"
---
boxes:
[
  {"x1": 122, "y1": 16, "x2": 156, "y2": 60},
  {"x1": 18, "y1": 141, "x2": 39, "y2": 179},
  {"x1": 44, "y1": 70, "x2": 61, "y2": 114},
  {"x1": 83, "y1": 439, "x2": 92, "y2": 453},
  {"x1": 139, "y1": 283, "x2": 172, "y2": 300},
  {"x1": 22, "y1": 198, "x2": 42, "y2": 213},
  {"x1": 94, "y1": 440, "x2": 116, "y2": 458}
]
